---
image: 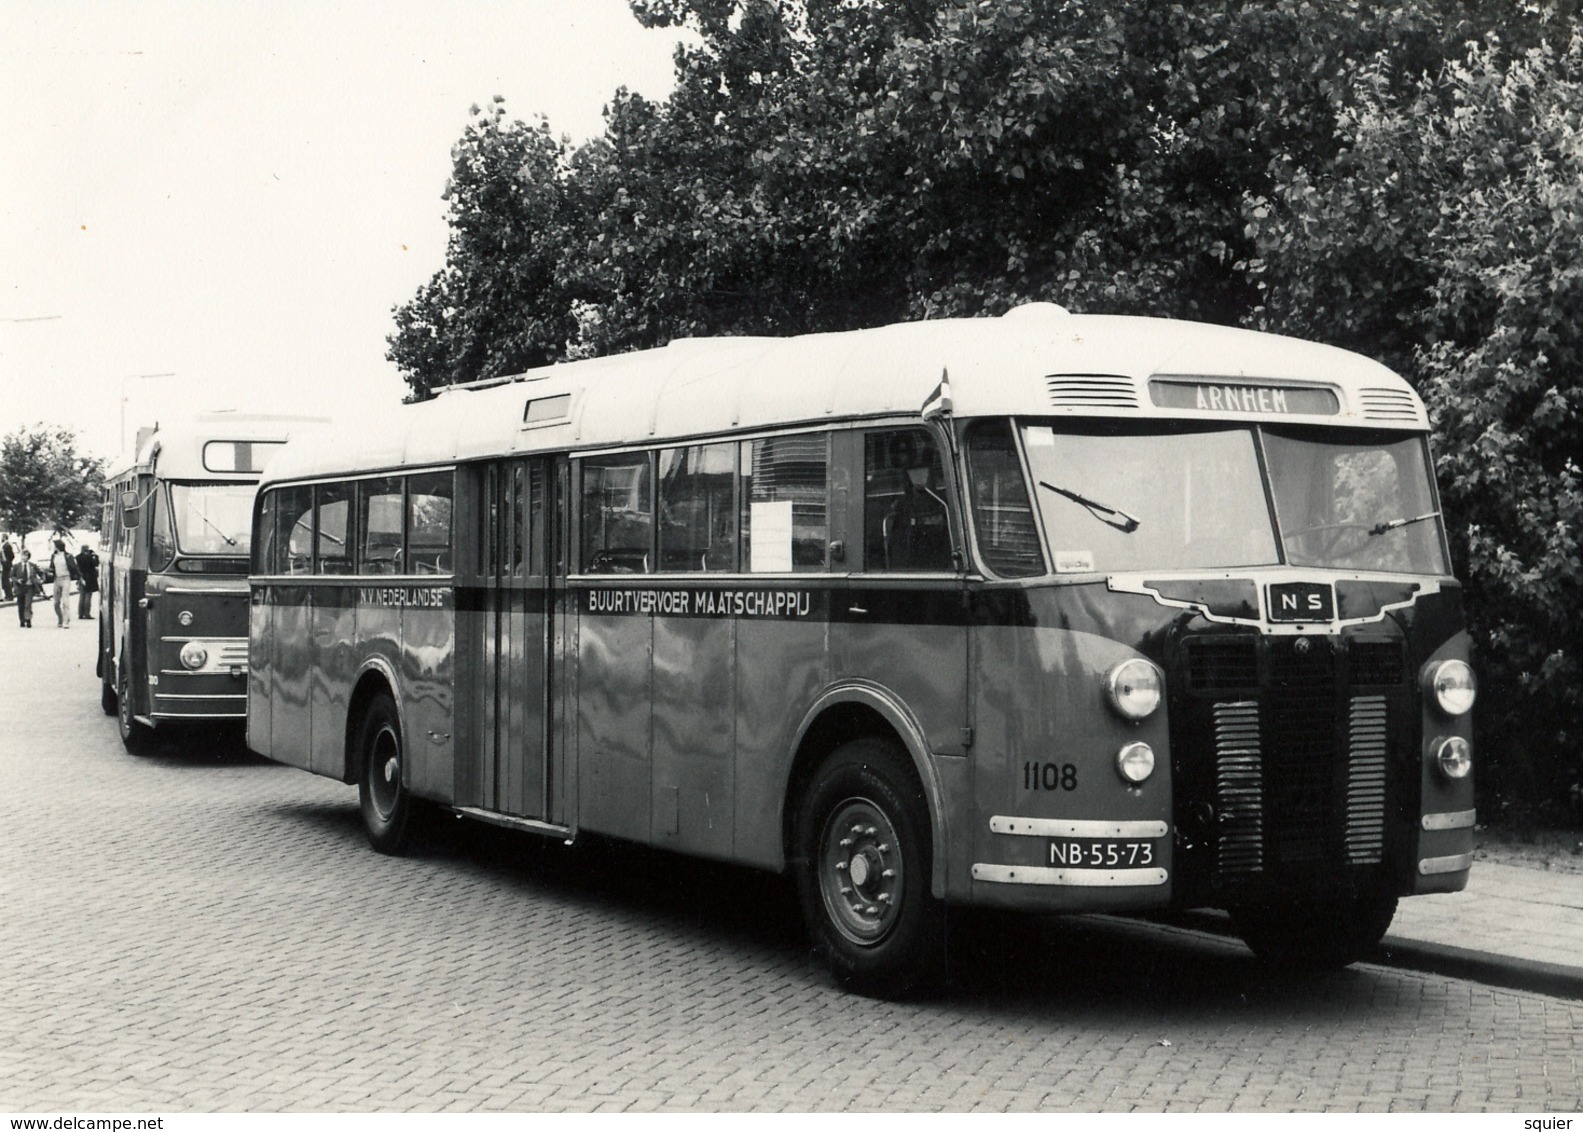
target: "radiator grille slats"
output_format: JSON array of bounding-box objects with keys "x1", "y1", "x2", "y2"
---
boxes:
[
  {"x1": 1345, "y1": 696, "x2": 1389, "y2": 864},
  {"x1": 1180, "y1": 633, "x2": 1401, "y2": 893},
  {"x1": 1213, "y1": 701, "x2": 1264, "y2": 879}
]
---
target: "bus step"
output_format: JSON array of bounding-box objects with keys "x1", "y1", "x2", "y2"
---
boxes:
[{"x1": 453, "y1": 807, "x2": 573, "y2": 844}]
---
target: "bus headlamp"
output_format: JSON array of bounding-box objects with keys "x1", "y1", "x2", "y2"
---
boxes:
[
  {"x1": 1116, "y1": 742, "x2": 1156, "y2": 784},
  {"x1": 1106, "y1": 659, "x2": 1163, "y2": 721},
  {"x1": 1426, "y1": 659, "x2": 1476, "y2": 716},
  {"x1": 179, "y1": 641, "x2": 209, "y2": 670},
  {"x1": 1433, "y1": 736, "x2": 1472, "y2": 780}
]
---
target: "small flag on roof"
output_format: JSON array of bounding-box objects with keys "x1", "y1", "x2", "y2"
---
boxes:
[{"x1": 921, "y1": 370, "x2": 953, "y2": 420}]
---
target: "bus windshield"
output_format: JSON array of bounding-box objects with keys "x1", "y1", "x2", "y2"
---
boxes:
[
  {"x1": 1017, "y1": 423, "x2": 1449, "y2": 575},
  {"x1": 1263, "y1": 426, "x2": 1449, "y2": 574},
  {"x1": 169, "y1": 482, "x2": 255, "y2": 556},
  {"x1": 1022, "y1": 424, "x2": 1279, "y2": 573}
]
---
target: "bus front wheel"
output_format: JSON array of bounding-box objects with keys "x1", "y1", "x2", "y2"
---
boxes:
[
  {"x1": 357, "y1": 694, "x2": 422, "y2": 855},
  {"x1": 1232, "y1": 894, "x2": 1398, "y2": 970},
  {"x1": 794, "y1": 738, "x2": 945, "y2": 998},
  {"x1": 116, "y1": 661, "x2": 154, "y2": 755}
]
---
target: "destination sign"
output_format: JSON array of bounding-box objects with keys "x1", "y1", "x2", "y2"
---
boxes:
[{"x1": 1149, "y1": 378, "x2": 1339, "y2": 416}]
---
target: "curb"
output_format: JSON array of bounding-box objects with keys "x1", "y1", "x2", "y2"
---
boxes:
[{"x1": 1164, "y1": 908, "x2": 1583, "y2": 1001}]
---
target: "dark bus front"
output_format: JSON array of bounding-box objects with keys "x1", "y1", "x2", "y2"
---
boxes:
[
  {"x1": 962, "y1": 416, "x2": 1473, "y2": 963},
  {"x1": 104, "y1": 479, "x2": 256, "y2": 747}
]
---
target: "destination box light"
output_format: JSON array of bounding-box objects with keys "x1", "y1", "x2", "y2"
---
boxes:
[{"x1": 1148, "y1": 378, "x2": 1341, "y2": 416}]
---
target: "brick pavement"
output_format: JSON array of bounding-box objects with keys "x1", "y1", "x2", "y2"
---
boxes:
[{"x1": 2, "y1": 621, "x2": 1581, "y2": 1112}]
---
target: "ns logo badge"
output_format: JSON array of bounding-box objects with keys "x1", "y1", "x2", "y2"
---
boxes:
[{"x1": 1267, "y1": 581, "x2": 1335, "y2": 623}]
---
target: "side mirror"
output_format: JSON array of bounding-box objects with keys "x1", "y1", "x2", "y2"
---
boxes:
[{"x1": 120, "y1": 490, "x2": 141, "y2": 528}]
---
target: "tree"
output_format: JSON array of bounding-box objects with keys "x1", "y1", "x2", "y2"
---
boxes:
[
  {"x1": 0, "y1": 425, "x2": 106, "y2": 536},
  {"x1": 386, "y1": 99, "x2": 579, "y2": 400},
  {"x1": 1245, "y1": 29, "x2": 1583, "y2": 821}
]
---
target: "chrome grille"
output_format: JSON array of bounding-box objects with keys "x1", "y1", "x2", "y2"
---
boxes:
[
  {"x1": 1175, "y1": 631, "x2": 1405, "y2": 897},
  {"x1": 1345, "y1": 696, "x2": 1388, "y2": 864},
  {"x1": 1212, "y1": 701, "x2": 1264, "y2": 879}
]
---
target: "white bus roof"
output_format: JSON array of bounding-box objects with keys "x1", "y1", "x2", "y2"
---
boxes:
[
  {"x1": 262, "y1": 306, "x2": 1428, "y2": 485},
  {"x1": 108, "y1": 413, "x2": 328, "y2": 482}
]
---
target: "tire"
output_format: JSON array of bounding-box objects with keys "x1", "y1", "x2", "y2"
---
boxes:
[
  {"x1": 793, "y1": 738, "x2": 945, "y2": 998},
  {"x1": 116, "y1": 660, "x2": 155, "y2": 755},
  {"x1": 356, "y1": 693, "x2": 422, "y2": 855},
  {"x1": 1232, "y1": 894, "x2": 1399, "y2": 970}
]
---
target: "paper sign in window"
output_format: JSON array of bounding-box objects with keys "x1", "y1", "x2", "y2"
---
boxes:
[{"x1": 750, "y1": 500, "x2": 794, "y2": 573}]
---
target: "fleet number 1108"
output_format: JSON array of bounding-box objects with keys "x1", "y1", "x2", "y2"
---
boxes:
[{"x1": 1023, "y1": 762, "x2": 1078, "y2": 791}]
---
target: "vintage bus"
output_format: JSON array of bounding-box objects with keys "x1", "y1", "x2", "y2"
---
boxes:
[
  {"x1": 101, "y1": 413, "x2": 322, "y2": 752},
  {"x1": 248, "y1": 304, "x2": 1476, "y2": 996}
]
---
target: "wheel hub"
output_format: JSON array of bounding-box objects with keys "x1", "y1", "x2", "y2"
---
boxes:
[{"x1": 820, "y1": 801, "x2": 903, "y2": 946}]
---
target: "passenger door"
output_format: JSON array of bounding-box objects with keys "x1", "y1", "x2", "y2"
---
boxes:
[{"x1": 467, "y1": 458, "x2": 557, "y2": 822}]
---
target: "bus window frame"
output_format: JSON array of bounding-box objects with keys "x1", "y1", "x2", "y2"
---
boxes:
[
  {"x1": 960, "y1": 418, "x2": 1049, "y2": 581},
  {"x1": 253, "y1": 468, "x2": 460, "y2": 581},
  {"x1": 858, "y1": 425, "x2": 959, "y2": 576}
]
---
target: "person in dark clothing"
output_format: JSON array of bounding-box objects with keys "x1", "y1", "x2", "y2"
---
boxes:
[
  {"x1": 75, "y1": 544, "x2": 100, "y2": 619},
  {"x1": 11, "y1": 548, "x2": 42, "y2": 627},
  {"x1": 1, "y1": 537, "x2": 14, "y2": 601}
]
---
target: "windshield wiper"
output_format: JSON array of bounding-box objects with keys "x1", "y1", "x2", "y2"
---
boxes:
[
  {"x1": 1038, "y1": 481, "x2": 1141, "y2": 534},
  {"x1": 188, "y1": 506, "x2": 239, "y2": 547},
  {"x1": 1368, "y1": 511, "x2": 1440, "y2": 537}
]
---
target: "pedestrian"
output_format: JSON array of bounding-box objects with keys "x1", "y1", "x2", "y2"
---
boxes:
[
  {"x1": 1, "y1": 536, "x2": 14, "y2": 602},
  {"x1": 47, "y1": 538, "x2": 80, "y2": 629},
  {"x1": 75, "y1": 542, "x2": 100, "y2": 620},
  {"x1": 11, "y1": 548, "x2": 42, "y2": 627}
]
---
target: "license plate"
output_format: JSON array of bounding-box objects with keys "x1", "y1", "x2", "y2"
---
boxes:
[{"x1": 1048, "y1": 838, "x2": 1158, "y2": 869}]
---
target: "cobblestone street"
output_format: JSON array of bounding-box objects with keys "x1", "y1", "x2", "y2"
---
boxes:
[{"x1": 2, "y1": 625, "x2": 1580, "y2": 1112}]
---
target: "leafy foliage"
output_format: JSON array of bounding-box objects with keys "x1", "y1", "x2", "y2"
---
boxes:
[
  {"x1": 389, "y1": 0, "x2": 1583, "y2": 819},
  {"x1": 1248, "y1": 30, "x2": 1583, "y2": 820},
  {"x1": 0, "y1": 426, "x2": 106, "y2": 537}
]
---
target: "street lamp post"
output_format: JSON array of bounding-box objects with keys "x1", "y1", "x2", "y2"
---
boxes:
[{"x1": 120, "y1": 373, "x2": 176, "y2": 456}]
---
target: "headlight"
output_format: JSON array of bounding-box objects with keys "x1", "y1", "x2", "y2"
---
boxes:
[
  {"x1": 1106, "y1": 658, "x2": 1163, "y2": 721},
  {"x1": 1116, "y1": 742, "x2": 1156, "y2": 784},
  {"x1": 1427, "y1": 659, "x2": 1477, "y2": 716},
  {"x1": 178, "y1": 610, "x2": 194, "y2": 627},
  {"x1": 1434, "y1": 736, "x2": 1472, "y2": 780},
  {"x1": 179, "y1": 641, "x2": 209, "y2": 670}
]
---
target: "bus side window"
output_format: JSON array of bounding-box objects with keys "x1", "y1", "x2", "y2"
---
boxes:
[
  {"x1": 358, "y1": 477, "x2": 404, "y2": 576},
  {"x1": 743, "y1": 432, "x2": 829, "y2": 573},
  {"x1": 658, "y1": 443, "x2": 736, "y2": 572},
  {"x1": 274, "y1": 486, "x2": 315, "y2": 576},
  {"x1": 316, "y1": 482, "x2": 354, "y2": 575},
  {"x1": 581, "y1": 454, "x2": 653, "y2": 574},
  {"x1": 255, "y1": 490, "x2": 278, "y2": 574},
  {"x1": 964, "y1": 421, "x2": 1044, "y2": 578},
  {"x1": 863, "y1": 429, "x2": 953, "y2": 572},
  {"x1": 407, "y1": 471, "x2": 454, "y2": 575}
]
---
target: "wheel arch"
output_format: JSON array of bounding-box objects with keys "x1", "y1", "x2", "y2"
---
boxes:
[
  {"x1": 782, "y1": 682, "x2": 950, "y2": 899},
  {"x1": 344, "y1": 659, "x2": 401, "y2": 785}
]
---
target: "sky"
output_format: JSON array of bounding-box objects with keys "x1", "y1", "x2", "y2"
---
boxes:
[{"x1": 0, "y1": 0, "x2": 692, "y2": 464}]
